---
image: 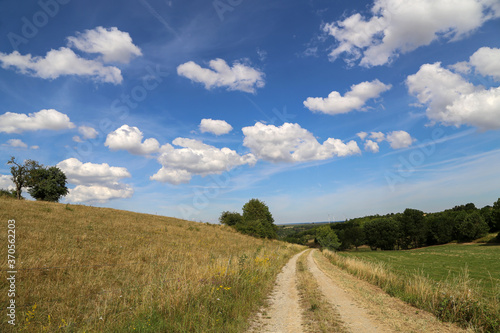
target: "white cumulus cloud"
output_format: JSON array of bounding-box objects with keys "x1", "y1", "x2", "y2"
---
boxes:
[
  {"x1": 369, "y1": 131, "x2": 386, "y2": 142},
  {"x1": 79, "y1": 126, "x2": 98, "y2": 139},
  {"x1": 57, "y1": 158, "x2": 131, "y2": 185},
  {"x1": 151, "y1": 138, "x2": 256, "y2": 185},
  {"x1": 150, "y1": 168, "x2": 192, "y2": 185},
  {"x1": 242, "y1": 122, "x2": 360, "y2": 163},
  {"x1": 3, "y1": 139, "x2": 27, "y2": 149},
  {"x1": 303, "y1": 80, "x2": 391, "y2": 115},
  {"x1": 177, "y1": 58, "x2": 265, "y2": 93},
  {"x1": 67, "y1": 26, "x2": 142, "y2": 64},
  {"x1": 57, "y1": 158, "x2": 133, "y2": 203},
  {"x1": 324, "y1": 0, "x2": 500, "y2": 67},
  {"x1": 364, "y1": 140, "x2": 380, "y2": 153},
  {"x1": 199, "y1": 118, "x2": 233, "y2": 135},
  {"x1": 0, "y1": 175, "x2": 14, "y2": 190},
  {"x1": 73, "y1": 125, "x2": 99, "y2": 142},
  {"x1": 407, "y1": 61, "x2": 500, "y2": 130},
  {"x1": 0, "y1": 109, "x2": 75, "y2": 133},
  {"x1": 356, "y1": 131, "x2": 368, "y2": 140},
  {"x1": 386, "y1": 130, "x2": 415, "y2": 149},
  {"x1": 469, "y1": 47, "x2": 500, "y2": 81},
  {"x1": 358, "y1": 129, "x2": 415, "y2": 150},
  {"x1": 65, "y1": 184, "x2": 133, "y2": 203},
  {"x1": 0, "y1": 48, "x2": 122, "y2": 84},
  {"x1": 105, "y1": 125, "x2": 163, "y2": 155},
  {"x1": 0, "y1": 27, "x2": 141, "y2": 84}
]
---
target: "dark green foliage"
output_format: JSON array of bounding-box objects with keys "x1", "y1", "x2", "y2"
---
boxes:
[
  {"x1": 242, "y1": 199, "x2": 275, "y2": 225},
  {"x1": 27, "y1": 166, "x2": 69, "y2": 202},
  {"x1": 399, "y1": 208, "x2": 425, "y2": 249},
  {"x1": 452, "y1": 203, "x2": 477, "y2": 212},
  {"x1": 235, "y1": 219, "x2": 277, "y2": 239},
  {"x1": 479, "y1": 206, "x2": 494, "y2": 232},
  {"x1": 280, "y1": 224, "x2": 326, "y2": 245},
  {"x1": 454, "y1": 211, "x2": 489, "y2": 242},
  {"x1": 280, "y1": 198, "x2": 500, "y2": 251},
  {"x1": 364, "y1": 218, "x2": 400, "y2": 250},
  {"x1": 316, "y1": 225, "x2": 340, "y2": 251},
  {"x1": 219, "y1": 211, "x2": 242, "y2": 226},
  {"x1": 491, "y1": 198, "x2": 500, "y2": 232},
  {"x1": 338, "y1": 221, "x2": 365, "y2": 250},
  {"x1": 220, "y1": 199, "x2": 278, "y2": 239},
  {"x1": 425, "y1": 212, "x2": 455, "y2": 245}
]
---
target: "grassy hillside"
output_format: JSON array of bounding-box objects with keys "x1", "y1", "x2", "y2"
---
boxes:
[{"x1": 0, "y1": 198, "x2": 303, "y2": 332}]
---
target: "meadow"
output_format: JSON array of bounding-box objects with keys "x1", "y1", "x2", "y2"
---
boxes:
[
  {"x1": 342, "y1": 243, "x2": 500, "y2": 299},
  {"x1": 0, "y1": 197, "x2": 303, "y2": 332},
  {"x1": 325, "y1": 243, "x2": 500, "y2": 332}
]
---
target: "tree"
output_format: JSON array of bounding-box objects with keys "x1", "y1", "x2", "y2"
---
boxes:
[
  {"x1": 452, "y1": 203, "x2": 477, "y2": 212},
  {"x1": 399, "y1": 208, "x2": 425, "y2": 248},
  {"x1": 425, "y1": 212, "x2": 455, "y2": 245},
  {"x1": 364, "y1": 218, "x2": 400, "y2": 250},
  {"x1": 222, "y1": 199, "x2": 278, "y2": 239},
  {"x1": 235, "y1": 219, "x2": 277, "y2": 239},
  {"x1": 491, "y1": 198, "x2": 500, "y2": 232},
  {"x1": 219, "y1": 211, "x2": 242, "y2": 226},
  {"x1": 28, "y1": 166, "x2": 69, "y2": 202},
  {"x1": 7, "y1": 157, "x2": 41, "y2": 200},
  {"x1": 338, "y1": 221, "x2": 365, "y2": 250},
  {"x1": 479, "y1": 206, "x2": 494, "y2": 232},
  {"x1": 316, "y1": 225, "x2": 340, "y2": 251},
  {"x1": 242, "y1": 199, "x2": 275, "y2": 225},
  {"x1": 240, "y1": 199, "x2": 277, "y2": 239},
  {"x1": 455, "y1": 212, "x2": 489, "y2": 242}
]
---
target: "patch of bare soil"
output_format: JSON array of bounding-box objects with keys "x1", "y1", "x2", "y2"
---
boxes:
[
  {"x1": 248, "y1": 249, "x2": 470, "y2": 333},
  {"x1": 247, "y1": 250, "x2": 306, "y2": 333},
  {"x1": 307, "y1": 250, "x2": 390, "y2": 332}
]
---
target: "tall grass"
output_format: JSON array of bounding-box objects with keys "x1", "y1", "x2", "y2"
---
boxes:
[
  {"x1": 323, "y1": 250, "x2": 499, "y2": 332},
  {"x1": 0, "y1": 198, "x2": 303, "y2": 332}
]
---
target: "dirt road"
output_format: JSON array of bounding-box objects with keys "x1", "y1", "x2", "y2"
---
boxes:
[
  {"x1": 248, "y1": 249, "x2": 468, "y2": 333},
  {"x1": 247, "y1": 250, "x2": 306, "y2": 332}
]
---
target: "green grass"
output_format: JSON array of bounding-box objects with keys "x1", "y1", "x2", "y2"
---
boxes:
[
  {"x1": 325, "y1": 245, "x2": 500, "y2": 332},
  {"x1": 341, "y1": 243, "x2": 500, "y2": 300}
]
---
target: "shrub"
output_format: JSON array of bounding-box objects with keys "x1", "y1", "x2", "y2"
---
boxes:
[{"x1": 0, "y1": 188, "x2": 16, "y2": 198}]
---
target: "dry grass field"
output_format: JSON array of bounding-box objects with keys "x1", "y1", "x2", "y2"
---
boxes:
[{"x1": 0, "y1": 197, "x2": 303, "y2": 332}]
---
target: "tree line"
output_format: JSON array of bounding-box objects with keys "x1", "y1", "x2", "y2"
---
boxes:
[
  {"x1": 0, "y1": 157, "x2": 68, "y2": 202},
  {"x1": 282, "y1": 199, "x2": 500, "y2": 251}
]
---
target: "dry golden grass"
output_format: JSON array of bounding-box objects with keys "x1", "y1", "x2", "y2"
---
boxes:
[{"x1": 0, "y1": 197, "x2": 303, "y2": 332}]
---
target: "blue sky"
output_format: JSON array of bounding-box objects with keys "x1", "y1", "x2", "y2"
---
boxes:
[{"x1": 1, "y1": 0, "x2": 499, "y2": 223}]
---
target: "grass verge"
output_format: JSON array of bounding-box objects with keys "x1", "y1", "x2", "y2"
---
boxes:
[
  {"x1": 323, "y1": 250, "x2": 499, "y2": 332},
  {"x1": 295, "y1": 250, "x2": 348, "y2": 333}
]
